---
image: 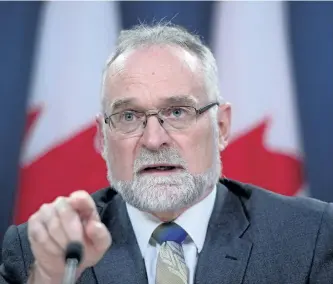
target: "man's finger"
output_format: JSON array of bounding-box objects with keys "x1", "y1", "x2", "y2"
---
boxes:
[
  {"x1": 28, "y1": 213, "x2": 63, "y2": 256},
  {"x1": 85, "y1": 220, "x2": 112, "y2": 253},
  {"x1": 46, "y1": 213, "x2": 69, "y2": 250},
  {"x1": 38, "y1": 203, "x2": 55, "y2": 227},
  {"x1": 68, "y1": 190, "x2": 100, "y2": 222},
  {"x1": 28, "y1": 213, "x2": 48, "y2": 245},
  {"x1": 54, "y1": 197, "x2": 83, "y2": 243}
]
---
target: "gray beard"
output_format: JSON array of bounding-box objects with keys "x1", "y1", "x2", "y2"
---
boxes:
[{"x1": 106, "y1": 144, "x2": 221, "y2": 213}]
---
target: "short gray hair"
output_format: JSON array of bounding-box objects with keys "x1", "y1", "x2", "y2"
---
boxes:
[{"x1": 101, "y1": 23, "x2": 222, "y2": 112}]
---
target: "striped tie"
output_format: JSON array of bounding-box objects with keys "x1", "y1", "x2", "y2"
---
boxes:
[{"x1": 152, "y1": 222, "x2": 189, "y2": 284}]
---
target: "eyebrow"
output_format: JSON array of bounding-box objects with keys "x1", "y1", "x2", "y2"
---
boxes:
[
  {"x1": 163, "y1": 95, "x2": 198, "y2": 106},
  {"x1": 109, "y1": 98, "x2": 138, "y2": 113},
  {"x1": 109, "y1": 94, "x2": 198, "y2": 113}
]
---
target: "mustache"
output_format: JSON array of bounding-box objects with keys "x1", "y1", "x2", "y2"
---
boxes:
[{"x1": 133, "y1": 147, "x2": 187, "y2": 172}]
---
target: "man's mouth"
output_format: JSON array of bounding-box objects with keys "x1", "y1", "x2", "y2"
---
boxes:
[{"x1": 138, "y1": 164, "x2": 183, "y2": 175}]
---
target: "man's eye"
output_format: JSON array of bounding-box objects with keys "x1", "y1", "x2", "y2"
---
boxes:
[
  {"x1": 171, "y1": 108, "x2": 184, "y2": 117},
  {"x1": 121, "y1": 111, "x2": 136, "y2": 122},
  {"x1": 163, "y1": 107, "x2": 190, "y2": 118}
]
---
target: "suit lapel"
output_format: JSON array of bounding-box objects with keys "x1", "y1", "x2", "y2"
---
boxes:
[
  {"x1": 195, "y1": 180, "x2": 253, "y2": 284},
  {"x1": 92, "y1": 194, "x2": 148, "y2": 284}
]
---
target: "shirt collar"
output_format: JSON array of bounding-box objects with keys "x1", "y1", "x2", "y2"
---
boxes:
[{"x1": 126, "y1": 186, "x2": 217, "y2": 257}]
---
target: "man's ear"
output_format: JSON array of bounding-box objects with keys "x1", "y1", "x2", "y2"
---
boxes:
[
  {"x1": 217, "y1": 103, "x2": 231, "y2": 151},
  {"x1": 95, "y1": 113, "x2": 106, "y2": 159}
]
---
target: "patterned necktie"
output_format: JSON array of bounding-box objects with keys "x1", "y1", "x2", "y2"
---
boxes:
[{"x1": 152, "y1": 222, "x2": 189, "y2": 284}]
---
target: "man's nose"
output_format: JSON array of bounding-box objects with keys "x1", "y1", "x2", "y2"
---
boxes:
[{"x1": 139, "y1": 115, "x2": 172, "y2": 151}]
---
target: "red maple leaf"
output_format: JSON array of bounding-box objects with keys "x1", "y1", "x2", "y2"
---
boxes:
[
  {"x1": 15, "y1": 108, "x2": 109, "y2": 224},
  {"x1": 222, "y1": 118, "x2": 303, "y2": 196}
]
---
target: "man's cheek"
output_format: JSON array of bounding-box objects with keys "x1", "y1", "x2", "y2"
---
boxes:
[
  {"x1": 185, "y1": 148, "x2": 212, "y2": 173},
  {"x1": 115, "y1": 157, "x2": 134, "y2": 180}
]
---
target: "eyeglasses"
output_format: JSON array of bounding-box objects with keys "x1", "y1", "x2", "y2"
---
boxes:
[{"x1": 104, "y1": 102, "x2": 219, "y2": 136}]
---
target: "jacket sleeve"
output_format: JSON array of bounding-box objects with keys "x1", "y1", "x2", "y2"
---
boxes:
[
  {"x1": 0, "y1": 225, "x2": 31, "y2": 284},
  {"x1": 309, "y1": 202, "x2": 333, "y2": 283}
]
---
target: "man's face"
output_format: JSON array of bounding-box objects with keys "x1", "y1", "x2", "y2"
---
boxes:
[{"x1": 98, "y1": 45, "x2": 230, "y2": 213}]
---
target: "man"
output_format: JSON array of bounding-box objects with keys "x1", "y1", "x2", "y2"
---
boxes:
[{"x1": 1, "y1": 23, "x2": 333, "y2": 284}]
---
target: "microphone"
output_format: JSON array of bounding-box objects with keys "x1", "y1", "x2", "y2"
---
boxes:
[{"x1": 62, "y1": 242, "x2": 84, "y2": 284}]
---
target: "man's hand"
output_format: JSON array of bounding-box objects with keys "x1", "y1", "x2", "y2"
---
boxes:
[{"x1": 27, "y1": 190, "x2": 112, "y2": 284}]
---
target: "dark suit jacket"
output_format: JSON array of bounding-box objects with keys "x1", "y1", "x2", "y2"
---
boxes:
[{"x1": 1, "y1": 179, "x2": 333, "y2": 283}]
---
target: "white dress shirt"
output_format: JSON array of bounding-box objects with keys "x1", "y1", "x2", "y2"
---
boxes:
[{"x1": 126, "y1": 187, "x2": 217, "y2": 284}]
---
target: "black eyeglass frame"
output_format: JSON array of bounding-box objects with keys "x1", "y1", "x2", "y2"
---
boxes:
[{"x1": 104, "y1": 102, "x2": 219, "y2": 130}]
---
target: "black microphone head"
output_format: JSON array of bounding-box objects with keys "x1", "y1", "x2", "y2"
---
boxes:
[{"x1": 65, "y1": 241, "x2": 84, "y2": 264}]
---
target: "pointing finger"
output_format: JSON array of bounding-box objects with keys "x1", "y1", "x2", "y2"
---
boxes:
[
  {"x1": 54, "y1": 197, "x2": 83, "y2": 243},
  {"x1": 68, "y1": 191, "x2": 100, "y2": 222}
]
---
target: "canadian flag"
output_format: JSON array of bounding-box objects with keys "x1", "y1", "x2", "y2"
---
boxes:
[
  {"x1": 213, "y1": 2, "x2": 305, "y2": 196},
  {"x1": 15, "y1": 1, "x2": 305, "y2": 225},
  {"x1": 15, "y1": 2, "x2": 119, "y2": 224}
]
